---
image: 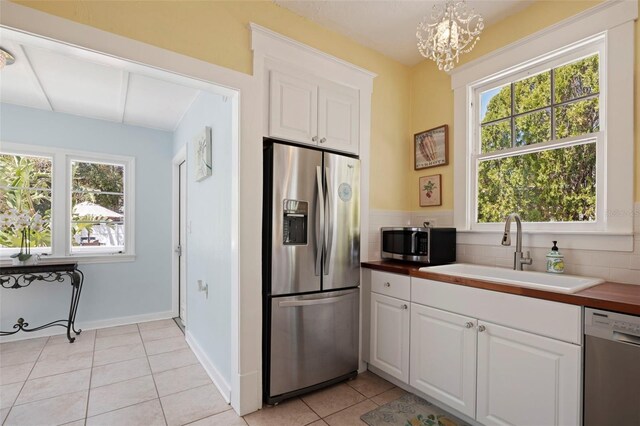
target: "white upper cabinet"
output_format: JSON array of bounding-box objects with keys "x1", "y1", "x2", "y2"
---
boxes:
[
  {"x1": 476, "y1": 321, "x2": 581, "y2": 426},
  {"x1": 269, "y1": 69, "x2": 360, "y2": 155},
  {"x1": 317, "y1": 83, "x2": 359, "y2": 153},
  {"x1": 269, "y1": 71, "x2": 318, "y2": 144}
]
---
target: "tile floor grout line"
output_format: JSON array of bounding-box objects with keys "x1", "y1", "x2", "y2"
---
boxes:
[
  {"x1": 180, "y1": 406, "x2": 236, "y2": 426},
  {"x1": 298, "y1": 397, "x2": 324, "y2": 423},
  {"x1": 83, "y1": 328, "x2": 98, "y2": 426},
  {"x1": 3, "y1": 335, "x2": 51, "y2": 425},
  {"x1": 139, "y1": 323, "x2": 169, "y2": 426}
]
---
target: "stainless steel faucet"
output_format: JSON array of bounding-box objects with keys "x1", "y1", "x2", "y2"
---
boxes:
[{"x1": 501, "y1": 213, "x2": 533, "y2": 271}]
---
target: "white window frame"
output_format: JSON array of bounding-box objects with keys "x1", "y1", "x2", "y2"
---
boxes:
[
  {"x1": 471, "y1": 39, "x2": 605, "y2": 232},
  {"x1": 1, "y1": 142, "x2": 135, "y2": 263},
  {"x1": 451, "y1": 1, "x2": 636, "y2": 251}
]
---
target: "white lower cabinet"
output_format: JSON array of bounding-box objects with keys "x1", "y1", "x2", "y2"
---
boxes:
[
  {"x1": 402, "y1": 277, "x2": 582, "y2": 425},
  {"x1": 370, "y1": 292, "x2": 410, "y2": 382},
  {"x1": 410, "y1": 304, "x2": 477, "y2": 418},
  {"x1": 476, "y1": 321, "x2": 581, "y2": 426}
]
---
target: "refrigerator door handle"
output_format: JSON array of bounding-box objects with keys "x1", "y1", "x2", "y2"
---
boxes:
[
  {"x1": 278, "y1": 293, "x2": 354, "y2": 308},
  {"x1": 323, "y1": 167, "x2": 333, "y2": 275},
  {"x1": 315, "y1": 166, "x2": 325, "y2": 276}
]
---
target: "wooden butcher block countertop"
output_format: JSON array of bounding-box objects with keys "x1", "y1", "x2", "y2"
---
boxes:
[{"x1": 362, "y1": 260, "x2": 640, "y2": 316}]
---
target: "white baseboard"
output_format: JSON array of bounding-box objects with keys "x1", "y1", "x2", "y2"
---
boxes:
[
  {"x1": 232, "y1": 370, "x2": 261, "y2": 416},
  {"x1": 185, "y1": 330, "x2": 232, "y2": 404},
  {"x1": 0, "y1": 310, "x2": 174, "y2": 343}
]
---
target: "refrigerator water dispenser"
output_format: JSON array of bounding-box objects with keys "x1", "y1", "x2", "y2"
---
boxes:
[{"x1": 283, "y1": 199, "x2": 308, "y2": 245}]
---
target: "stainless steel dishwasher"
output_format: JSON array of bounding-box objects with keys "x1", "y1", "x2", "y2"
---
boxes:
[{"x1": 584, "y1": 308, "x2": 640, "y2": 426}]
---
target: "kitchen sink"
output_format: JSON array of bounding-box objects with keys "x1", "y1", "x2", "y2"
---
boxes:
[{"x1": 419, "y1": 263, "x2": 604, "y2": 294}]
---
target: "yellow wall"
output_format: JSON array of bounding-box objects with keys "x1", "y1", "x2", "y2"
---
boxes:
[
  {"x1": 11, "y1": 0, "x2": 640, "y2": 210},
  {"x1": 14, "y1": 0, "x2": 413, "y2": 211},
  {"x1": 409, "y1": 0, "x2": 639, "y2": 210}
]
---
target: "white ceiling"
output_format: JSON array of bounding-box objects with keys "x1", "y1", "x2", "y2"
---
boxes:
[
  {"x1": 273, "y1": 0, "x2": 533, "y2": 65},
  {"x1": 0, "y1": 40, "x2": 201, "y2": 132}
]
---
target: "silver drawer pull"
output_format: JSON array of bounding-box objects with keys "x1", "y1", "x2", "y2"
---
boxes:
[
  {"x1": 478, "y1": 325, "x2": 486, "y2": 332},
  {"x1": 465, "y1": 322, "x2": 474, "y2": 329},
  {"x1": 401, "y1": 304, "x2": 408, "y2": 310},
  {"x1": 384, "y1": 282, "x2": 391, "y2": 287}
]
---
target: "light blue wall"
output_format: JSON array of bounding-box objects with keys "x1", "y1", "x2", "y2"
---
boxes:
[
  {"x1": 173, "y1": 92, "x2": 233, "y2": 385},
  {"x1": 1, "y1": 104, "x2": 174, "y2": 332}
]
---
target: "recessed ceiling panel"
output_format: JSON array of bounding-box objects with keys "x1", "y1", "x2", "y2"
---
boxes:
[
  {"x1": 0, "y1": 41, "x2": 51, "y2": 110},
  {"x1": 124, "y1": 74, "x2": 200, "y2": 131},
  {"x1": 24, "y1": 45, "x2": 126, "y2": 122}
]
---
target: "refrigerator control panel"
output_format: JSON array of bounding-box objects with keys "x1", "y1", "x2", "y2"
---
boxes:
[{"x1": 283, "y1": 199, "x2": 308, "y2": 245}]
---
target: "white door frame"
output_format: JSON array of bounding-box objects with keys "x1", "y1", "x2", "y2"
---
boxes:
[
  {"x1": 1, "y1": 2, "x2": 264, "y2": 415},
  {"x1": 171, "y1": 147, "x2": 187, "y2": 320}
]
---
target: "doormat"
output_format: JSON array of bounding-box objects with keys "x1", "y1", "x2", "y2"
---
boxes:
[{"x1": 360, "y1": 393, "x2": 470, "y2": 426}]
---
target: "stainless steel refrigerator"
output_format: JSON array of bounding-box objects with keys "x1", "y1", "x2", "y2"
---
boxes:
[{"x1": 263, "y1": 141, "x2": 360, "y2": 404}]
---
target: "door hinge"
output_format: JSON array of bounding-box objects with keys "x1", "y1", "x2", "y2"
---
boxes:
[{"x1": 175, "y1": 245, "x2": 182, "y2": 257}]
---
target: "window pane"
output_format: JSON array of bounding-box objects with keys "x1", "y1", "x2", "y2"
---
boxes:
[
  {"x1": 480, "y1": 84, "x2": 511, "y2": 124},
  {"x1": 72, "y1": 162, "x2": 124, "y2": 193},
  {"x1": 515, "y1": 109, "x2": 551, "y2": 146},
  {"x1": 71, "y1": 160, "x2": 125, "y2": 251},
  {"x1": 554, "y1": 98, "x2": 599, "y2": 139},
  {"x1": 0, "y1": 154, "x2": 52, "y2": 189},
  {"x1": 481, "y1": 119, "x2": 511, "y2": 153},
  {"x1": 554, "y1": 54, "x2": 599, "y2": 103},
  {"x1": 1, "y1": 153, "x2": 53, "y2": 250},
  {"x1": 477, "y1": 143, "x2": 596, "y2": 223},
  {"x1": 514, "y1": 71, "x2": 551, "y2": 114}
]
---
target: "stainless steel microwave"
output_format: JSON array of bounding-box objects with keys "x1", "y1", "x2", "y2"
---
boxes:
[{"x1": 380, "y1": 227, "x2": 456, "y2": 264}]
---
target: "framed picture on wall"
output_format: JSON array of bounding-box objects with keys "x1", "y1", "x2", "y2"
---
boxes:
[
  {"x1": 419, "y1": 174, "x2": 442, "y2": 207},
  {"x1": 194, "y1": 127, "x2": 212, "y2": 181},
  {"x1": 414, "y1": 124, "x2": 448, "y2": 170}
]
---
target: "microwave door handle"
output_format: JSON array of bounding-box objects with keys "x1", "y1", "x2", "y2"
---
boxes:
[
  {"x1": 411, "y1": 232, "x2": 417, "y2": 254},
  {"x1": 315, "y1": 166, "x2": 324, "y2": 276},
  {"x1": 323, "y1": 167, "x2": 333, "y2": 275}
]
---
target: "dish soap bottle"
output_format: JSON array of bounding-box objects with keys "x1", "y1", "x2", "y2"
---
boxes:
[{"x1": 546, "y1": 241, "x2": 565, "y2": 274}]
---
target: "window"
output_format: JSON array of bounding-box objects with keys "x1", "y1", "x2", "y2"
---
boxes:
[
  {"x1": 71, "y1": 160, "x2": 125, "y2": 253},
  {"x1": 452, "y1": 1, "x2": 635, "y2": 250},
  {"x1": 0, "y1": 153, "x2": 53, "y2": 253},
  {"x1": 0, "y1": 145, "x2": 134, "y2": 261},
  {"x1": 476, "y1": 53, "x2": 600, "y2": 224}
]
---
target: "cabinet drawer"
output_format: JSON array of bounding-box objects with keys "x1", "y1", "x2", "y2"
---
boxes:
[{"x1": 371, "y1": 271, "x2": 410, "y2": 301}]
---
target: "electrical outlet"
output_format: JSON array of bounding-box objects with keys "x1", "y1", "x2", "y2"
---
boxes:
[{"x1": 197, "y1": 280, "x2": 208, "y2": 299}]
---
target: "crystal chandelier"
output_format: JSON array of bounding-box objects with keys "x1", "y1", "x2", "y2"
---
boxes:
[{"x1": 416, "y1": 0, "x2": 484, "y2": 72}]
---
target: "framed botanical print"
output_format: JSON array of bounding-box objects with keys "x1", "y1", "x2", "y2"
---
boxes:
[
  {"x1": 194, "y1": 127, "x2": 212, "y2": 181},
  {"x1": 419, "y1": 174, "x2": 442, "y2": 207},
  {"x1": 414, "y1": 124, "x2": 448, "y2": 170}
]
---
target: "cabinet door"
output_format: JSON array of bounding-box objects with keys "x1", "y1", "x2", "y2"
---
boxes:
[
  {"x1": 370, "y1": 292, "x2": 410, "y2": 382},
  {"x1": 410, "y1": 304, "x2": 477, "y2": 418},
  {"x1": 317, "y1": 84, "x2": 359, "y2": 154},
  {"x1": 477, "y1": 321, "x2": 581, "y2": 426},
  {"x1": 269, "y1": 71, "x2": 318, "y2": 145}
]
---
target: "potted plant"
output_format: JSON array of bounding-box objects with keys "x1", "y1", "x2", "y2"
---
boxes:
[{"x1": 1, "y1": 209, "x2": 45, "y2": 265}]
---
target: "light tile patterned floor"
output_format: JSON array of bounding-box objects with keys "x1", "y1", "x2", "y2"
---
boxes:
[{"x1": 0, "y1": 320, "x2": 406, "y2": 425}]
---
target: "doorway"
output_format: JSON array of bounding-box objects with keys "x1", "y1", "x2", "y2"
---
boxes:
[{"x1": 178, "y1": 160, "x2": 187, "y2": 327}]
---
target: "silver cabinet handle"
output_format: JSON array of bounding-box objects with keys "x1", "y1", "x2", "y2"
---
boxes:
[
  {"x1": 312, "y1": 136, "x2": 318, "y2": 142},
  {"x1": 384, "y1": 282, "x2": 391, "y2": 287},
  {"x1": 465, "y1": 322, "x2": 474, "y2": 329},
  {"x1": 401, "y1": 304, "x2": 408, "y2": 310},
  {"x1": 320, "y1": 137, "x2": 326, "y2": 144},
  {"x1": 478, "y1": 325, "x2": 486, "y2": 332}
]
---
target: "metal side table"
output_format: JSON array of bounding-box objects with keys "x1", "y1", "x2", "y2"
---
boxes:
[{"x1": 1, "y1": 262, "x2": 84, "y2": 343}]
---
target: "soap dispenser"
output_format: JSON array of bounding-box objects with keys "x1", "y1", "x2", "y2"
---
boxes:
[{"x1": 546, "y1": 241, "x2": 565, "y2": 274}]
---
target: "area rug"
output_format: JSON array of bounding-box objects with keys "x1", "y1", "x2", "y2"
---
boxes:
[{"x1": 360, "y1": 393, "x2": 470, "y2": 426}]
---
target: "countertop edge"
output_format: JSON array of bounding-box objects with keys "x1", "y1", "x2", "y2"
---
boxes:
[{"x1": 362, "y1": 261, "x2": 640, "y2": 316}]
